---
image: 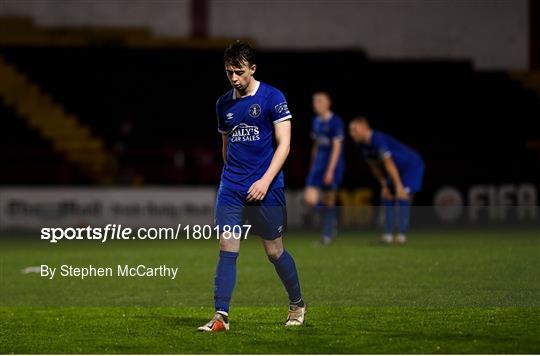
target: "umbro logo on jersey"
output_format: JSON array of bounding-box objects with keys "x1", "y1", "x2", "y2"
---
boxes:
[{"x1": 226, "y1": 112, "x2": 234, "y2": 121}]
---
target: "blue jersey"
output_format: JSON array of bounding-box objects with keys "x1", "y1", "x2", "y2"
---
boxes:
[
  {"x1": 216, "y1": 81, "x2": 292, "y2": 192},
  {"x1": 311, "y1": 113, "x2": 345, "y2": 170},
  {"x1": 360, "y1": 130, "x2": 424, "y2": 174}
]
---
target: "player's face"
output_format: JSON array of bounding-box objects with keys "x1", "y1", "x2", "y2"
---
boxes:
[
  {"x1": 349, "y1": 121, "x2": 369, "y2": 143},
  {"x1": 225, "y1": 61, "x2": 256, "y2": 92},
  {"x1": 312, "y1": 93, "x2": 331, "y2": 116}
]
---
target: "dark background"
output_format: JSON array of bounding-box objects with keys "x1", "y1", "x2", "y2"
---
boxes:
[
  {"x1": 0, "y1": 0, "x2": 539, "y2": 206},
  {"x1": 1, "y1": 46, "x2": 539, "y2": 204}
]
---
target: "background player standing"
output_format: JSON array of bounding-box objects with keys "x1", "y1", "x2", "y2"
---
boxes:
[
  {"x1": 304, "y1": 92, "x2": 345, "y2": 245},
  {"x1": 349, "y1": 117, "x2": 425, "y2": 245},
  {"x1": 198, "y1": 41, "x2": 306, "y2": 332}
]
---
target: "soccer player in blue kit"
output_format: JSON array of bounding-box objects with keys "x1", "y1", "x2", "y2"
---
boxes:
[
  {"x1": 198, "y1": 41, "x2": 305, "y2": 332},
  {"x1": 349, "y1": 117, "x2": 425, "y2": 245},
  {"x1": 304, "y1": 92, "x2": 345, "y2": 245}
]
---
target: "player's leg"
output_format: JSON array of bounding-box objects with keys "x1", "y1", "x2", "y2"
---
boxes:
[
  {"x1": 321, "y1": 190, "x2": 337, "y2": 245},
  {"x1": 304, "y1": 167, "x2": 322, "y2": 208},
  {"x1": 262, "y1": 237, "x2": 306, "y2": 325},
  {"x1": 382, "y1": 182, "x2": 396, "y2": 244},
  {"x1": 396, "y1": 192, "x2": 411, "y2": 245},
  {"x1": 304, "y1": 186, "x2": 320, "y2": 208},
  {"x1": 212, "y1": 232, "x2": 241, "y2": 321},
  {"x1": 198, "y1": 234, "x2": 239, "y2": 332},
  {"x1": 320, "y1": 165, "x2": 343, "y2": 245},
  {"x1": 198, "y1": 186, "x2": 243, "y2": 332},
  {"x1": 304, "y1": 168, "x2": 323, "y2": 232},
  {"x1": 262, "y1": 236, "x2": 304, "y2": 304},
  {"x1": 304, "y1": 185, "x2": 326, "y2": 242},
  {"x1": 395, "y1": 164, "x2": 424, "y2": 245},
  {"x1": 256, "y1": 188, "x2": 306, "y2": 325}
]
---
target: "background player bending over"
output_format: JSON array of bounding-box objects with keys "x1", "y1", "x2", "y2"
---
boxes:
[
  {"x1": 198, "y1": 41, "x2": 305, "y2": 332},
  {"x1": 304, "y1": 92, "x2": 345, "y2": 245},
  {"x1": 349, "y1": 117, "x2": 425, "y2": 245}
]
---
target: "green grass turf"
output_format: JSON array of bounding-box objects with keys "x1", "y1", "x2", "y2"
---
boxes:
[{"x1": 0, "y1": 230, "x2": 539, "y2": 353}]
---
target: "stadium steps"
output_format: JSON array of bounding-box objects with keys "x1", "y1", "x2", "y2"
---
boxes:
[
  {"x1": 0, "y1": 16, "x2": 248, "y2": 49},
  {"x1": 0, "y1": 54, "x2": 117, "y2": 184}
]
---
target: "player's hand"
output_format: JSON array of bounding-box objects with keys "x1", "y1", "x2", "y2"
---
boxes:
[
  {"x1": 247, "y1": 178, "x2": 270, "y2": 202},
  {"x1": 381, "y1": 186, "x2": 393, "y2": 200},
  {"x1": 323, "y1": 170, "x2": 334, "y2": 186},
  {"x1": 396, "y1": 186, "x2": 410, "y2": 200}
]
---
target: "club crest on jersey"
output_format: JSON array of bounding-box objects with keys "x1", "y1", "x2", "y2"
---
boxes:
[{"x1": 249, "y1": 104, "x2": 261, "y2": 118}]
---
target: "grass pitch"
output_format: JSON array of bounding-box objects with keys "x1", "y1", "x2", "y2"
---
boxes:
[{"x1": 0, "y1": 230, "x2": 539, "y2": 353}]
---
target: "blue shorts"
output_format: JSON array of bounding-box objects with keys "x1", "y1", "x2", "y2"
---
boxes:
[
  {"x1": 305, "y1": 164, "x2": 344, "y2": 190},
  {"x1": 389, "y1": 163, "x2": 425, "y2": 194},
  {"x1": 214, "y1": 184, "x2": 287, "y2": 240}
]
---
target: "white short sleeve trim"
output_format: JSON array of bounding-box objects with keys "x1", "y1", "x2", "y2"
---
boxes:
[{"x1": 273, "y1": 115, "x2": 292, "y2": 124}]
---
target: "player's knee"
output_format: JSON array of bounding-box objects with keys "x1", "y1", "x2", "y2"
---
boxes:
[
  {"x1": 304, "y1": 190, "x2": 318, "y2": 207},
  {"x1": 219, "y1": 236, "x2": 240, "y2": 252},
  {"x1": 265, "y1": 245, "x2": 284, "y2": 261}
]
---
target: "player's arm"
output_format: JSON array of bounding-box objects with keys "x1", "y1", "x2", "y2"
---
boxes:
[
  {"x1": 310, "y1": 141, "x2": 318, "y2": 168},
  {"x1": 221, "y1": 134, "x2": 228, "y2": 163},
  {"x1": 367, "y1": 160, "x2": 393, "y2": 200},
  {"x1": 308, "y1": 123, "x2": 317, "y2": 169},
  {"x1": 247, "y1": 120, "x2": 291, "y2": 201},
  {"x1": 382, "y1": 155, "x2": 409, "y2": 199},
  {"x1": 366, "y1": 160, "x2": 386, "y2": 187},
  {"x1": 323, "y1": 138, "x2": 342, "y2": 185}
]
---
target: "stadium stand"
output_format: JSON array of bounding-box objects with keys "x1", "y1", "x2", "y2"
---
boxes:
[{"x1": 1, "y1": 16, "x2": 538, "y2": 204}]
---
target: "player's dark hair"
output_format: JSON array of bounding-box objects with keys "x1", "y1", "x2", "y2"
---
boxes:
[
  {"x1": 224, "y1": 40, "x2": 256, "y2": 67},
  {"x1": 351, "y1": 116, "x2": 369, "y2": 126},
  {"x1": 314, "y1": 91, "x2": 332, "y2": 100}
]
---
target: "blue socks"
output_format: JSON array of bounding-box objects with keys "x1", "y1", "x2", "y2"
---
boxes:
[
  {"x1": 214, "y1": 249, "x2": 303, "y2": 312},
  {"x1": 397, "y1": 199, "x2": 411, "y2": 234},
  {"x1": 383, "y1": 199, "x2": 395, "y2": 234},
  {"x1": 314, "y1": 201, "x2": 337, "y2": 240},
  {"x1": 383, "y1": 199, "x2": 411, "y2": 234},
  {"x1": 214, "y1": 250, "x2": 238, "y2": 313},
  {"x1": 322, "y1": 206, "x2": 337, "y2": 239},
  {"x1": 270, "y1": 250, "x2": 303, "y2": 305}
]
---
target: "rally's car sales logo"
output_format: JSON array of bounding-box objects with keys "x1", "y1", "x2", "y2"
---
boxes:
[{"x1": 230, "y1": 123, "x2": 260, "y2": 142}]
